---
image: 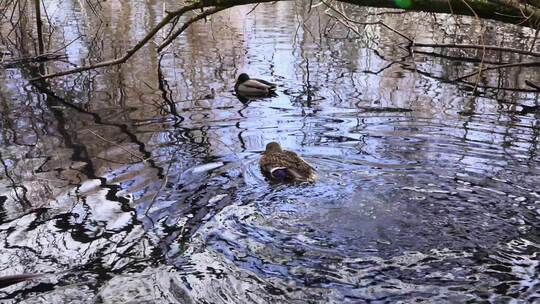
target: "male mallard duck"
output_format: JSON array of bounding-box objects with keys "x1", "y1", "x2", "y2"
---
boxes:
[
  {"x1": 235, "y1": 73, "x2": 277, "y2": 97},
  {"x1": 259, "y1": 142, "x2": 316, "y2": 183}
]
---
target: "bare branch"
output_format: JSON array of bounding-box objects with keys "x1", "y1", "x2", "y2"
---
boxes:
[
  {"x1": 321, "y1": 0, "x2": 412, "y2": 42},
  {"x1": 454, "y1": 61, "x2": 540, "y2": 81},
  {"x1": 25, "y1": 0, "x2": 540, "y2": 82},
  {"x1": 32, "y1": 2, "x2": 204, "y2": 80},
  {"x1": 412, "y1": 43, "x2": 540, "y2": 57},
  {"x1": 158, "y1": 6, "x2": 230, "y2": 52},
  {"x1": 525, "y1": 80, "x2": 540, "y2": 90}
]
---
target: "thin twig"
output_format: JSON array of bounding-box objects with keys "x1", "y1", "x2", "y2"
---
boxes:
[
  {"x1": 158, "y1": 6, "x2": 230, "y2": 52},
  {"x1": 525, "y1": 80, "x2": 540, "y2": 90},
  {"x1": 32, "y1": 2, "x2": 204, "y2": 80},
  {"x1": 458, "y1": 0, "x2": 486, "y2": 93},
  {"x1": 246, "y1": 3, "x2": 260, "y2": 15},
  {"x1": 48, "y1": 35, "x2": 83, "y2": 54},
  {"x1": 455, "y1": 61, "x2": 540, "y2": 81},
  {"x1": 147, "y1": 171, "x2": 169, "y2": 211},
  {"x1": 2, "y1": 34, "x2": 82, "y2": 67},
  {"x1": 412, "y1": 43, "x2": 540, "y2": 57},
  {"x1": 0, "y1": 53, "x2": 66, "y2": 67},
  {"x1": 85, "y1": 129, "x2": 147, "y2": 162},
  {"x1": 321, "y1": 0, "x2": 412, "y2": 42}
]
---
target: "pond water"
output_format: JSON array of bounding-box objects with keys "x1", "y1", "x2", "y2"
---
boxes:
[{"x1": 0, "y1": 1, "x2": 539, "y2": 303}]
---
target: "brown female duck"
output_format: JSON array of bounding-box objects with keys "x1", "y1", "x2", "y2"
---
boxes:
[{"x1": 259, "y1": 142, "x2": 316, "y2": 183}]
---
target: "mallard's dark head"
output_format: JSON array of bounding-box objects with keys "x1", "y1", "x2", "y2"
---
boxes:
[
  {"x1": 237, "y1": 73, "x2": 250, "y2": 84},
  {"x1": 265, "y1": 142, "x2": 282, "y2": 153}
]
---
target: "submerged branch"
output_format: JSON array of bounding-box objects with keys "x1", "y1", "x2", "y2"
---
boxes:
[
  {"x1": 1, "y1": 52, "x2": 67, "y2": 68},
  {"x1": 455, "y1": 61, "x2": 540, "y2": 81},
  {"x1": 412, "y1": 43, "x2": 540, "y2": 58}
]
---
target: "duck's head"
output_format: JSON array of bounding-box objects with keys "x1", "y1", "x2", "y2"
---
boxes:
[
  {"x1": 265, "y1": 142, "x2": 283, "y2": 153},
  {"x1": 237, "y1": 73, "x2": 250, "y2": 84}
]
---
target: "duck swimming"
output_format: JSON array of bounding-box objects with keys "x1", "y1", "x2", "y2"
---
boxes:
[
  {"x1": 235, "y1": 73, "x2": 277, "y2": 97},
  {"x1": 259, "y1": 142, "x2": 317, "y2": 183}
]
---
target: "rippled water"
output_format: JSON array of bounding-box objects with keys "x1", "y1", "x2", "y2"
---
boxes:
[{"x1": 0, "y1": 1, "x2": 539, "y2": 303}]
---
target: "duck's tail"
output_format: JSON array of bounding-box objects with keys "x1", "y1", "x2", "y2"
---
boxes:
[
  {"x1": 269, "y1": 167, "x2": 315, "y2": 183},
  {"x1": 270, "y1": 167, "x2": 289, "y2": 180},
  {"x1": 253, "y1": 78, "x2": 277, "y2": 90}
]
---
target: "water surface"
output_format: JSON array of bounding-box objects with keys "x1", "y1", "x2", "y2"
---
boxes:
[{"x1": 0, "y1": 1, "x2": 539, "y2": 303}]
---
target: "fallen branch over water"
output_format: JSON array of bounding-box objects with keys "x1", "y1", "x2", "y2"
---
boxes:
[
  {"x1": 1, "y1": 53, "x2": 67, "y2": 68},
  {"x1": 31, "y1": 2, "x2": 202, "y2": 80},
  {"x1": 157, "y1": 6, "x2": 231, "y2": 52},
  {"x1": 31, "y1": 0, "x2": 276, "y2": 81},
  {"x1": 455, "y1": 61, "x2": 540, "y2": 81}
]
